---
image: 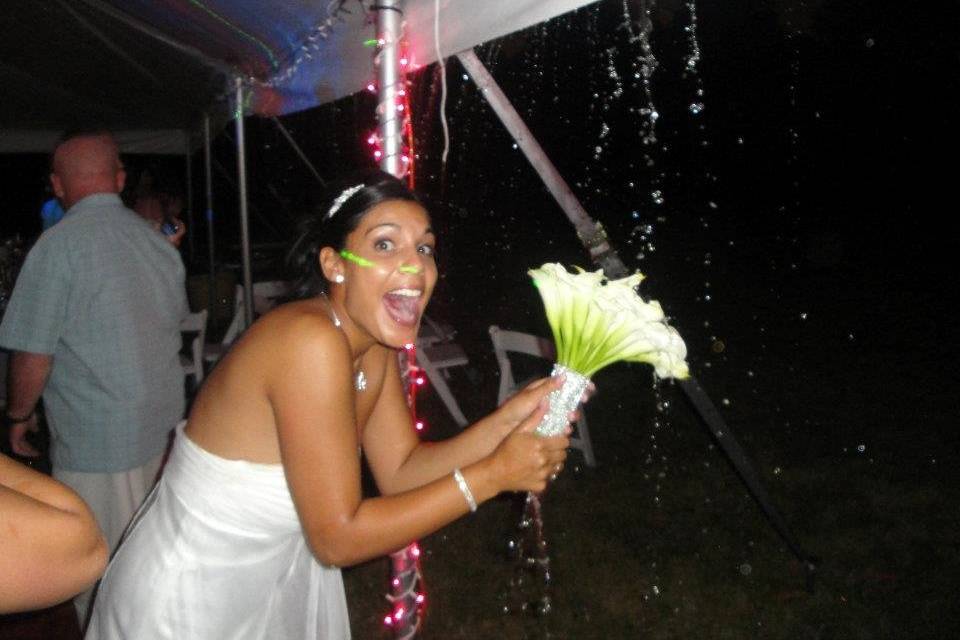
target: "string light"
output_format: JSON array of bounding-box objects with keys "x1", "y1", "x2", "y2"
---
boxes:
[
  {"x1": 373, "y1": 10, "x2": 423, "y2": 636},
  {"x1": 254, "y1": 0, "x2": 356, "y2": 89},
  {"x1": 368, "y1": 28, "x2": 417, "y2": 185}
]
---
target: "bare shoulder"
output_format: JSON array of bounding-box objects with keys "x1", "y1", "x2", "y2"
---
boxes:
[{"x1": 249, "y1": 298, "x2": 351, "y2": 369}]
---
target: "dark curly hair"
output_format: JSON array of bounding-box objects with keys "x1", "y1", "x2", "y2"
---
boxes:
[{"x1": 286, "y1": 170, "x2": 423, "y2": 300}]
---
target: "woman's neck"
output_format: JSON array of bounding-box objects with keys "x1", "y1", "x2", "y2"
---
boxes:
[{"x1": 325, "y1": 296, "x2": 376, "y2": 362}]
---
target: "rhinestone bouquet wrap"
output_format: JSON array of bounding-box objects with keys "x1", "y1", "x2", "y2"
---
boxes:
[{"x1": 536, "y1": 364, "x2": 591, "y2": 437}]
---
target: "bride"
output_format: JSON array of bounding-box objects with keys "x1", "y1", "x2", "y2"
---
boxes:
[{"x1": 86, "y1": 171, "x2": 572, "y2": 639}]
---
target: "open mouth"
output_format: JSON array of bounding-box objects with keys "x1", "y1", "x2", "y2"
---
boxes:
[{"x1": 383, "y1": 288, "x2": 422, "y2": 327}]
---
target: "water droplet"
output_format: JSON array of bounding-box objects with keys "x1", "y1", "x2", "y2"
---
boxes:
[
  {"x1": 800, "y1": 312, "x2": 808, "y2": 320},
  {"x1": 721, "y1": 398, "x2": 730, "y2": 406},
  {"x1": 857, "y1": 444, "x2": 866, "y2": 453},
  {"x1": 865, "y1": 38, "x2": 875, "y2": 48},
  {"x1": 689, "y1": 102, "x2": 704, "y2": 115},
  {"x1": 773, "y1": 466, "x2": 781, "y2": 475},
  {"x1": 739, "y1": 563, "x2": 752, "y2": 576},
  {"x1": 652, "y1": 585, "x2": 660, "y2": 596}
]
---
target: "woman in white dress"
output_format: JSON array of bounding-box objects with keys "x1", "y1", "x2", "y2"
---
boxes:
[{"x1": 86, "y1": 171, "x2": 572, "y2": 639}]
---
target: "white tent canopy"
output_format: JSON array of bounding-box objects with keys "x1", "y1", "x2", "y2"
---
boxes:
[{"x1": 0, "y1": 0, "x2": 600, "y2": 149}]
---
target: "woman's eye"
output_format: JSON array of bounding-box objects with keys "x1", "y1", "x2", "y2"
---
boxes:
[
  {"x1": 418, "y1": 244, "x2": 435, "y2": 257},
  {"x1": 374, "y1": 239, "x2": 395, "y2": 252}
]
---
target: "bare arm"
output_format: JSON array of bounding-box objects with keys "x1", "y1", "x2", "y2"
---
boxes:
[
  {"x1": 267, "y1": 321, "x2": 567, "y2": 568},
  {"x1": 362, "y1": 353, "x2": 562, "y2": 495},
  {"x1": 0, "y1": 453, "x2": 107, "y2": 613},
  {"x1": 5, "y1": 351, "x2": 53, "y2": 457}
]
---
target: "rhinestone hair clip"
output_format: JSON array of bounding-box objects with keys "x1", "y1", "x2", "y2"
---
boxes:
[{"x1": 326, "y1": 184, "x2": 364, "y2": 219}]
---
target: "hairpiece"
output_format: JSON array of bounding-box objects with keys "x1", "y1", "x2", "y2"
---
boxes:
[{"x1": 326, "y1": 184, "x2": 364, "y2": 219}]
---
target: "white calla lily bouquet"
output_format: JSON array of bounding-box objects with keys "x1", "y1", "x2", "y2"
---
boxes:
[{"x1": 528, "y1": 263, "x2": 689, "y2": 436}]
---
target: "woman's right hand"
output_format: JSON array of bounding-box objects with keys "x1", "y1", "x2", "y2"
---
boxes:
[{"x1": 484, "y1": 393, "x2": 571, "y2": 495}]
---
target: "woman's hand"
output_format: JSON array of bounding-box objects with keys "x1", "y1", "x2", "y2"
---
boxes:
[
  {"x1": 488, "y1": 376, "x2": 563, "y2": 441},
  {"x1": 491, "y1": 376, "x2": 597, "y2": 439},
  {"x1": 485, "y1": 394, "x2": 571, "y2": 495}
]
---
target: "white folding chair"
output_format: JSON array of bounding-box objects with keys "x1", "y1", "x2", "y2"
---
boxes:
[
  {"x1": 488, "y1": 325, "x2": 596, "y2": 467},
  {"x1": 202, "y1": 281, "x2": 291, "y2": 369},
  {"x1": 203, "y1": 284, "x2": 244, "y2": 368},
  {"x1": 415, "y1": 315, "x2": 470, "y2": 428},
  {"x1": 251, "y1": 280, "x2": 291, "y2": 315},
  {"x1": 180, "y1": 309, "x2": 208, "y2": 390}
]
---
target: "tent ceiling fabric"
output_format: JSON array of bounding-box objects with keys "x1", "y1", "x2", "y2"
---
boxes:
[
  {"x1": 264, "y1": 0, "x2": 602, "y2": 115},
  {"x1": 0, "y1": 0, "x2": 599, "y2": 152}
]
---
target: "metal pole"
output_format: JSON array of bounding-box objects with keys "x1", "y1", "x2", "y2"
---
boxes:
[
  {"x1": 456, "y1": 48, "x2": 628, "y2": 278},
  {"x1": 376, "y1": 0, "x2": 404, "y2": 178},
  {"x1": 204, "y1": 115, "x2": 216, "y2": 319},
  {"x1": 375, "y1": 7, "x2": 421, "y2": 637},
  {"x1": 185, "y1": 145, "x2": 195, "y2": 264},
  {"x1": 458, "y1": 54, "x2": 814, "y2": 587},
  {"x1": 270, "y1": 116, "x2": 326, "y2": 187},
  {"x1": 234, "y1": 77, "x2": 254, "y2": 329}
]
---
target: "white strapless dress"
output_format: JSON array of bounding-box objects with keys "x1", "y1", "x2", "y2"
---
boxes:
[{"x1": 86, "y1": 424, "x2": 350, "y2": 639}]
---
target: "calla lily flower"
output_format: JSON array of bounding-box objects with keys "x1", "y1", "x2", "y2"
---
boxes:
[{"x1": 528, "y1": 263, "x2": 689, "y2": 380}]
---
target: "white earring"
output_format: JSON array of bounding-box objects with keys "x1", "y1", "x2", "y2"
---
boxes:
[{"x1": 333, "y1": 274, "x2": 345, "y2": 284}]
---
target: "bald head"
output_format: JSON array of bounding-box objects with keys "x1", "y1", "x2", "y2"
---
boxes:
[{"x1": 50, "y1": 133, "x2": 126, "y2": 210}]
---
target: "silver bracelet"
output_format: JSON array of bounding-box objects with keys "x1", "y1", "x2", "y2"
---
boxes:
[{"x1": 452, "y1": 468, "x2": 477, "y2": 512}]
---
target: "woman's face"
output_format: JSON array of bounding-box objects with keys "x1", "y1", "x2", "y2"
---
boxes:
[{"x1": 338, "y1": 199, "x2": 437, "y2": 348}]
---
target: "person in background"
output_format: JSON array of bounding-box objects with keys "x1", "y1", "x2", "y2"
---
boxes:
[
  {"x1": 39, "y1": 197, "x2": 65, "y2": 230},
  {"x1": 0, "y1": 451, "x2": 107, "y2": 614},
  {"x1": 130, "y1": 170, "x2": 187, "y2": 248},
  {"x1": 0, "y1": 129, "x2": 188, "y2": 626},
  {"x1": 133, "y1": 190, "x2": 186, "y2": 248}
]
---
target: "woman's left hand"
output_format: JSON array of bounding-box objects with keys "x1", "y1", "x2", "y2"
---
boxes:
[{"x1": 489, "y1": 376, "x2": 563, "y2": 438}]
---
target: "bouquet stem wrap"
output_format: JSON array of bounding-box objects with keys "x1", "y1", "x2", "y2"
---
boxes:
[{"x1": 535, "y1": 364, "x2": 590, "y2": 437}]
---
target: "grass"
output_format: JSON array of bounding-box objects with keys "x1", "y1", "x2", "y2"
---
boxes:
[{"x1": 342, "y1": 350, "x2": 959, "y2": 638}]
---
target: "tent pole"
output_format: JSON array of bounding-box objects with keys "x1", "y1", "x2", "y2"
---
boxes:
[
  {"x1": 234, "y1": 77, "x2": 254, "y2": 329},
  {"x1": 458, "y1": 48, "x2": 816, "y2": 583},
  {"x1": 204, "y1": 115, "x2": 216, "y2": 322},
  {"x1": 185, "y1": 145, "x2": 195, "y2": 264},
  {"x1": 270, "y1": 117, "x2": 326, "y2": 187},
  {"x1": 376, "y1": 0, "x2": 404, "y2": 178},
  {"x1": 376, "y1": 5, "x2": 421, "y2": 638},
  {"x1": 456, "y1": 48, "x2": 628, "y2": 278}
]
